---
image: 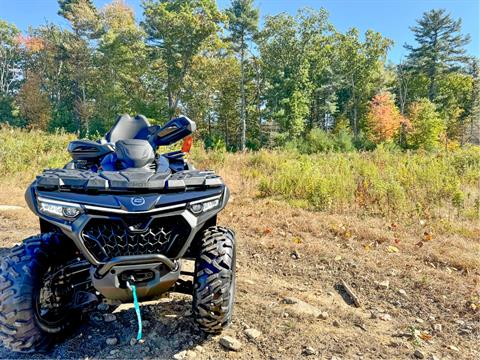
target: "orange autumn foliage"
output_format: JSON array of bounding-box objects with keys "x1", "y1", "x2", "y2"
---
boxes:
[
  {"x1": 16, "y1": 35, "x2": 44, "y2": 53},
  {"x1": 366, "y1": 91, "x2": 405, "y2": 143}
]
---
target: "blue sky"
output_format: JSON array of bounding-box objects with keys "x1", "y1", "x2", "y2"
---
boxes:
[{"x1": 1, "y1": 0, "x2": 478, "y2": 63}]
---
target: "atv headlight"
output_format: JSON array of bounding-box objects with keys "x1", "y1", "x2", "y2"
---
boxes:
[
  {"x1": 37, "y1": 197, "x2": 82, "y2": 219},
  {"x1": 189, "y1": 197, "x2": 221, "y2": 215}
]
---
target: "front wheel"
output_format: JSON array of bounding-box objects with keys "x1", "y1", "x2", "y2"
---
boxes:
[
  {"x1": 192, "y1": 226, "x2": 236, "y2": 333},
  {"x1": 0, "y1": 233, "x2": 82, "y2": 352}
]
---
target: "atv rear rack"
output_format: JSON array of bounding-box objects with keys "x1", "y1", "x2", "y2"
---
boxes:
[{"x1": 36, "y1": 169, "x2": 223, "y2": 192}]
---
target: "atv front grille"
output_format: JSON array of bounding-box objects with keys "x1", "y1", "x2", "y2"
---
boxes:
[{"x1": 81, "y1": 216, "x2": 191, "y2": 262}]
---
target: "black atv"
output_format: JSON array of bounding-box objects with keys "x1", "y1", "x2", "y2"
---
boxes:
[{"x1": 0, "y1": 115, "x2": 235, "y2": 352}]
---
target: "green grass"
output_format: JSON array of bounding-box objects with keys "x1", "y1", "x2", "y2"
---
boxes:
[
  {"x1": 0, "y1": 126, "x2": 74, "y2": 181},
  {"x1": 1, "y1": 126, "x2": 478, "y2": 220},
  {"x1": 250, "y1": 147, "x2": 480, "y2": 220}
]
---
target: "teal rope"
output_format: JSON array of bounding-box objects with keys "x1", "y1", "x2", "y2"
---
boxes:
[{"x1": 130, "y1": 284, "x2": 143, "y2": 341}]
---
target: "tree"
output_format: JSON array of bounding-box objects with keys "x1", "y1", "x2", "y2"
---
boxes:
[
  {"x1": 334, "y1": 29, "x2": 393, "y2": 138},
  {"x1": 366, "y1": 91, "x2": 404, "y2": 143},
  {"x1": 0, "y1": 21, "x2": 22, "y2": 124},
  {"x1": 225, "y1": 0, "x2": 259, "y2": 151},
  {"x1": 0, "y1": 21, "x2": 22, "y2": 97},
  {"x1": 142, "y1": 0, "x2": 224, "y2": 117},
  {"x1": 16, "y1": 72, "x2": 51, "y2": 130},
  {"x1": 407, "y1": 99, "x2": 445, "y2": 150},
  {"x1": 94, "y1": 0, "x2": 148, "y2": 126},
  {"x1": 258, "y1": 9, "x2": 329, "y2": 138},
  {"x1": 464, "y1": 59, "x2": 480, "y2": 144},
  {"x1": 405, "y1": 9, "x2": 471, "y2": 101},
  {"x1": 436, "y1": 72, "x2": 474, "y2": 142},
  {"x1": 57, "y1": 0, "x2": 99, "y2": 134}
]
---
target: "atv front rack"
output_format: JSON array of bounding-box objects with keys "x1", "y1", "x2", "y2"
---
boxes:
[{"x1": 36, "y1": 169, "x2": 223, "y2": 192}]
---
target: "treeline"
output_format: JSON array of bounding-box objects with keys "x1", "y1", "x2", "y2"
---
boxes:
[{"x1": 0, "y1": 0, "x2": 478, "y2": 151}]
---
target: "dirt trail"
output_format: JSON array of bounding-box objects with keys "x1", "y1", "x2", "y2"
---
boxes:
[{"x1": 0, "y1": 184, "x2": 478, "y2": 359}]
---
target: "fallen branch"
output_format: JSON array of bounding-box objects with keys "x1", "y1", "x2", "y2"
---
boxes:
[{"x1": 340, "y1": 279, "x2": 361, "y2": 308}]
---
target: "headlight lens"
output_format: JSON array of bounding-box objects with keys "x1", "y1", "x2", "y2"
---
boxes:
[
  {"x1": 189, "y1": 198, "x2": 220, "y2": 214},
  {"x1": 38, "y1": 198, "x2": 82, "y2": 219}
]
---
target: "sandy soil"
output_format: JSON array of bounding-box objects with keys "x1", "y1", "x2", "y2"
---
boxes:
[{"x1": 0, "y1": 179, "x2": 478, "y2": 360}]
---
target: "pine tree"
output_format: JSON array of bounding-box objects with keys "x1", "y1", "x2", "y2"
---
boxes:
[
  {"x1": 405, "y1": 9, "x2": 471, "y2": 101},
  {"x1": 58, "y1": 0, "x2": 95, "y2": 18},
  {"x1": 225, "y1": 0, "x2": 259, "y2": 151}
]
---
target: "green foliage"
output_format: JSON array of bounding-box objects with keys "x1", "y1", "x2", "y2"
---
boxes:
[
  {"x1": 405, "y1": 9, "x2": 471, "y2": 100},
  {"x1": 142, "y1": 0, "x2": 224, "y2": 116},
  {"x1": 0, "y1": 20, "x2": 22, "y2": 97},
  {"x1": 254, "y1": 147, "x2": 480, "y2": 219},
  {"x1": 225, "y1": 0, "x2": 259, "y2": 151},
  {"x1": 278, "y1": 128, "x2": 355, "y2": 154},
  {"x1": 258, "y1": 9, "x2": 329, "y2": 137},
  {"x1": 436, "y1": 72, "x2": 474, "y2": 141},
  {"x1": 0, "y1": 3, "x2": 477, "y2": 151},
  {"x1": 407, "y1": 99, "x2": 446, "y2": 150},
  {"x1": 0, "y1": 126, "x2": 74, "y2": 181},
  {"x1": 225, "y1": 0, "x2": 259, "y2": 50},
  {"x1": 302, "y1": 128, "x2": 336, "y2": 153}
]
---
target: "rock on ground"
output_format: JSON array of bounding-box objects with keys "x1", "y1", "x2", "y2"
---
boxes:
[
  {"x1": 282, "y1": 297, "x2": 322, "y2": 318},
  {"x1": 375, "y1": 280, "x2": 390, "y2": 290},
  {"x1": 302, "y1": 346, "x2": 316, "y2": 356},
  {"x1": 105, "y1": 337, "x2": 118, "y2": 346},
  {"x1": 244, "y1": 328, "x2": 262, "y2": 340},
  {"x1": 173, "y1": 350, "x2": 196, "y2": 359},
  {"x1": 219, "y1": 336, "x2": 242, "y2": 351},
  {"x1": 414, "y1": 349, "x2": 425, "y2": 359}
]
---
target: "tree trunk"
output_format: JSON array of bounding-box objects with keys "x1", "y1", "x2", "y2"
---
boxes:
[
  {"x1": 225, "y1": 115, "x2": 229, "y2": 149},
  {"x1": 351, "y1": 75, "x2": 358, "y2": 138},
  {"x1": 428, "y1": 69, "x2": 437, "y2": 101},
  {"x1": 240, "y1": 39, "x2": 246, "y2": 152},
  {"x1": 428, "y1": 32, "x2": 438, "y2": 101}
]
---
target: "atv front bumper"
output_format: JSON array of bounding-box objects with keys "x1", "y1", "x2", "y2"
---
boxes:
[{"x1": 25, "y1": 184, "x2": 229, "y2": 301}]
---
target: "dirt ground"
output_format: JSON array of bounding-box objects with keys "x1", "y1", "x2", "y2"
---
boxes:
[{"x1": 0, "y1": 177, "x2": 478, "y2": 359}]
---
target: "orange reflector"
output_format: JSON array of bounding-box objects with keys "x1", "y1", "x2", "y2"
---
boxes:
[{"x1": 181, "y1": 136, "x2": 193, "y2": 153}]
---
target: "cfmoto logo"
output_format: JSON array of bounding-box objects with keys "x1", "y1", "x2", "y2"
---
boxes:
[{"x1": 131, "y1": 197, "x2": 146, "y2": 206}]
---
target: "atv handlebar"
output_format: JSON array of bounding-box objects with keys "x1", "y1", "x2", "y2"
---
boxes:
[{"x1": 148, "y1": 116, "x2": 196, "y2": 149}]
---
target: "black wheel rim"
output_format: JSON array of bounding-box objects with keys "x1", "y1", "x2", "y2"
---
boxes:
[{"x1": 33, "y1": 266, "x2": 71, "y2": 330}]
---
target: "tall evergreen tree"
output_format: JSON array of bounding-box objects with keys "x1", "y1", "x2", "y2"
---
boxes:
[
  {"x1": 225, "y1": 0, "x2": 259, "y2": 151},
  {"x1": 405, "y1": 9, "x2": 471, "y2": 101}
]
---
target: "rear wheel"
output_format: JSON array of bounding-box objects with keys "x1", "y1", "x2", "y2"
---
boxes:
[
  {"x1": 192, "y1": 226, "x2": 236, "y2": 333},
  {"x1": 0, "y1": 233, "x2": 82, "y2": 352}
]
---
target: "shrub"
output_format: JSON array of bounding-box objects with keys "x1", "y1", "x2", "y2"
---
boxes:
[
  {"x1": 256, "y1": 147, "x2": 480, "y2": 219},
  {"x1": 0, "y1": 126, "x2": 74, "y2": 182},
  {"x1": 334, "y1": 129, "x2": 355, "y2": 152},
  {"x1": 303, "y1": 128, "x2": 336, "y2": 153}
]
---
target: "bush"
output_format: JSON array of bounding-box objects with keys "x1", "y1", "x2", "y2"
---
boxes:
[
  {"x1": 303, "y1": 128, "x2": 336, "y2": 153},
  {"x1": 0, "y1": 126, "x2": 74, "y2": 182},
  {"x1": 255, "y1": 147, "x2": 480, "y2": 219},
  {"x1": 334, "y1": 129, "x2": 355, "y2": 152}
]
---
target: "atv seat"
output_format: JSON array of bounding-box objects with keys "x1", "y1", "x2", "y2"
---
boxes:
[{"x1": 105, "y1": 114, "x2": 150, "y2": 143}]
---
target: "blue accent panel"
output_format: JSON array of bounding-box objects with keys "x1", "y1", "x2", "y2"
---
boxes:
[{"x1": 100, "y1": 153, "x2": 118, "y2": 171}]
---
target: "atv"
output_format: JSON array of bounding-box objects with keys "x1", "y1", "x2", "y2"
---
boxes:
[{"x1": 0, "y1": 115, "x2": 235, "y2": 352}]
